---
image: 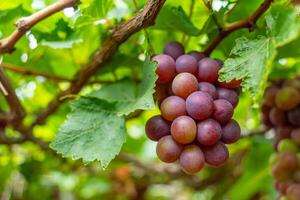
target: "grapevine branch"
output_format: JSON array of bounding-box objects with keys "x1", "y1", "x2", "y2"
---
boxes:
[
  {"x1": 0, "y1": 67, "x2": 25, "y2": 126},
  {"x1": 1, "y1": 63, "x2": 114, "y2": 84},
  {"x1": 31, "y1": 0, "x2": 166, "y2": 127},
  {"x1": 0, "y1": 0, "x2": 78, "y2": 54},
  {"x1": 204, "y1": 0, "x2": 273, "y2": 55}
]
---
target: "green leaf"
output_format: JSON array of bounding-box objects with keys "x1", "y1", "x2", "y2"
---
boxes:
[
  {"x1": 265, "y1": 5, "x2": 300, "y2": 47},
  {"x1": 90, "y1": 58, "x2": 157, "y2": 115},
  {"x1": 75, "y1": 0, "x2": 114, "y2": 27},
  {"x1": 50, "y1": 97, "x2": 126, "y2": 168},
  {"x1": 277, "y1": 37, "x2": 300, "y2": 58},
  {"x1": 219, "y1": 36, "x2": 276, "y2": 97},
  {"x1": 153, "y1": 6, "x2": 200, "y2": 36},
  {"x1": 227, "y1": 0, "x2": 263, "y2": 23}
]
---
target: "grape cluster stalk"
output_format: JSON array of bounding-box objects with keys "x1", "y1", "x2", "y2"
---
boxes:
[
  {"x1": 145, "y1": 41, "x2": 242, "y2": 175},
  {"x1": 262, "y1": 78, "x2": 300, "y2": 199}
]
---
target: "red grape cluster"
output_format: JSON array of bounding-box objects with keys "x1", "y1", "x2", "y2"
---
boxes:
[
  {"x1": 145, "y1": 41, "x2": 242, "y2": 175},
  {"x1": 261, "y1": 78, "x2": 300, "y2": 199}
]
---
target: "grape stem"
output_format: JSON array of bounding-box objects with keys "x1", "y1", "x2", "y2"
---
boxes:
[
  {"x1": 0, "y1": 0, "x2": 78, "y2": 54},
  {"x1": 0, "y1": 67, "x2": 25, "y2": 130},
  {"x1": 204, "y1": 0, "x2": 273, "y2": 56},
  {"x1": 0, "y1": 62, "x2": 115, "y2": 84}
]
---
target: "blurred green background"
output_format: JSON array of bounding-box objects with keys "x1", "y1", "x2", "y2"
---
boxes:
[{"x1": 0, "y1": 0, "x2": 300, "y2": 199}]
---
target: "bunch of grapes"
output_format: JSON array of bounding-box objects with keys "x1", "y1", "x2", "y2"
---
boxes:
[
  {"x1": 145, "y1": 41, "x2": 242, "y2": 175},
  {"x1": 261, "y1": 78, "x2": 300, "y2": 199}
]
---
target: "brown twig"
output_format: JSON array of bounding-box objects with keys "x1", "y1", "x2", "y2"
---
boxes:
[
  {"x1": 1, "y1": 63, "x2": 71, "y2": 82},
  {"x1": 0, "y1": 0, "x2": 78, "y2": 54},
  {"x1": 31, "y1": 0, "x2": 166, "y2": 127},
  {"x1": 1, "y1": 63, "x2": 115, "y2": 84},
  {"x1": 204, "y1": 0, "x2": 273, "y2": 55},
  {"x1": 0, "y1": 67, "x2": 25, "y2": 127}
]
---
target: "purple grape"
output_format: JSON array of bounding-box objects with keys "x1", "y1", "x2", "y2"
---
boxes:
[
  {"x1": 198, "y1": 82, "x2": 217, "y2": 99},
  {"x1": 163, "y1": 41, "x2": 184, "y2": 59},
  {"x1": 221, "y1": 119, "x2": 241, "y2": 144},
  {"x1": 216, "y1": 87, "x2": 239, "y2": 107},
  {"x1": 145, "y1": 115, "x2": 170, "y2": 141},
  {"x1": 152, "y1": 55, "x2": 176, "y2": 83},
  {"x1": 188, "y1": 51, "x2": 205, "y2": 61},
  {"x1": 269, "y1": 108, "x2": 287, "y2": 127},
  {"x1": 288, "y1": 107, "x2": 300, "y2": 126},
  {"x1": 213, "y1": 99, "x2": 233, "y2": 125},
  {"x1": 198, "y1": 58, "x2": 221, "y2": 83},
  {"x1": 172, "y1": 73, "x2": 198, "y2": 99},
  {"x1": 202, "y1": 142, "x2": 229, "y2": 167},
  {"x1": 171, "y1": 116, "x2": 196, "y2": 144},
  {"x1": 197, "y1": 119, "x2": 222, "y2": 146},
  {"x1": 160, "y1": 96, "x2": 186, "y2": 121},
  {"x1": 179, "y1": 145, "x2": 205, "y2": 174},
  {"x1": 264, "y1": 86, "x2": 279, "y2": 107},
  {"x1": 156, "y1": 135, "x2": 183, "y2": 163},
  {"x1": 186, "y1": 91, "x2": 214, "y2": 120},
  {"x1": 175, "y1": 55, "x2": 198, "y2": 74}
]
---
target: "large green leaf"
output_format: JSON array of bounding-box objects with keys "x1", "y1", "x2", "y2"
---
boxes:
[
  {"x1": 219, "y1": 36, "x2": 276, "y2": 97},
  {"x1": 90, "y1": 58, "x2": 157, "y2": 115},
  {"x1": 265, "y1": 5, "x2": 300, "y2": 47},
  {"x1": 50, "y1": 97, "x2": 126, "y2": 168},
  {"x1": 153, "y1": 6, "x2": 200, "y2": 36}
]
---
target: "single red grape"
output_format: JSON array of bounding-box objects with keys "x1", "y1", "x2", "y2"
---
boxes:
[
  {"x1": 145, "y1": 115, "x2": 170, "y2": 141},
  {"x1": 202, "y1": 142, "x2": 229, "y2": 167},
  {"x1": 156, "y1": 135, "x2": 183, "y2": 163},
  {"x1": 175, "y1": 55, "x2": 198, "y2": 74},
  {"x1": 179, "y1": 145, "x2": 205, "y2": 174},
  {"x1": 163, "y1": 41, "x2": 184, "y2": 59},
  {"x1": 216, "y1": 87, "x2": 239, "y2": 107},
  {"x1": 172, "y1": 73, "x2": 198, "y2": 99},
  {"x1": 213, "y1": 99, "x2": 233, "y2": 125},
  {"x1": 160, "y1": 96, "x2": 186, "y2": 121},
  {"x1": 198, "y1": 82, "x2": 217, "y2": 99},
  {"x1": 186, "y1": 91, "x2": 214, "y2": 120},
  {"x1": 264, "y1": 86, "x2": 279, "y2": 107},
  {"x1": 221, "y1": 119, "x2": 241, "y2": 144},
  {"x1": 198, "y1": 58, "x2": 220, "y2": 83},
  {"x1": 171, "y1": 116, "x2": 196, "y2": 144},
  {"x1": 277, "y1": 152, "x2": 299, "y2": 171},
  {"x1": 152, "y1": 54, "x2": 176, "y2": 83},
  {"x1": 275, "y1": 86, "x2": 300, "y2": 111},
  {"x1": 197, "y1": 119, "x2": 222, "y2": 146},
  {"x1": 269, "y1": 107, "x2": 287, "y2": 127}
]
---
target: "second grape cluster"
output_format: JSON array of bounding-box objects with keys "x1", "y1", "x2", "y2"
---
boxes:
[
  {"x1": 262, "y1": 78, "x2": 300, "y2": 199},
  {"x1": 145, "y1": 41, "x2": 242, "y2": 175}
]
